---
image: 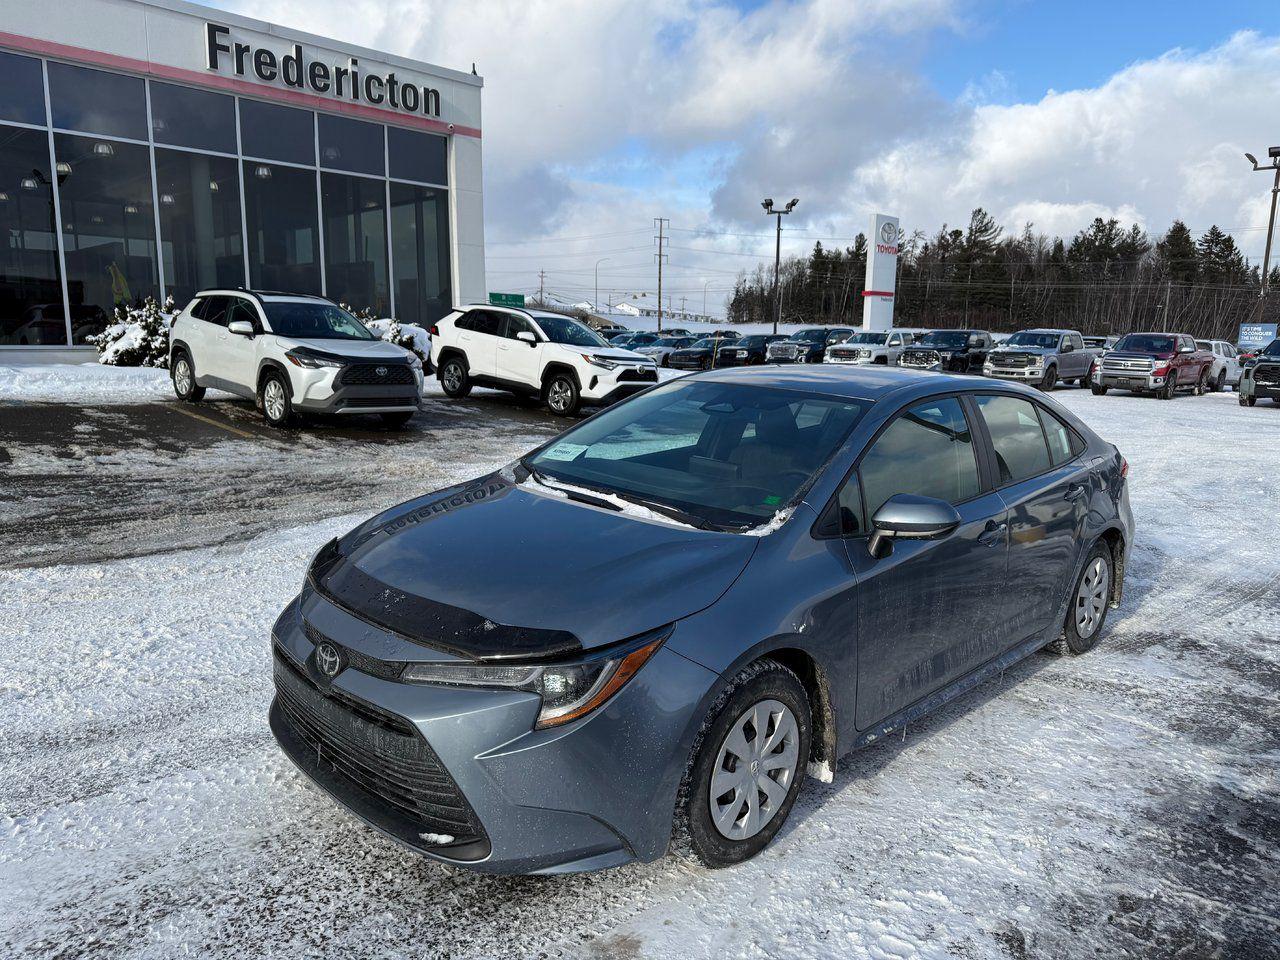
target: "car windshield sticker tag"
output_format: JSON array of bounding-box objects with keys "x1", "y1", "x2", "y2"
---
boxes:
[
  {"x1": 542, "y1": 443, "x2": 589, "y2": 462},
  {"x1": 763, "y1": 495, "x2": 782, "y2": 506}
]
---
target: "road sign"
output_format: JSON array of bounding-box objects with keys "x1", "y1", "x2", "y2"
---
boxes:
[{"x1": 489, "y1": 292, "x2": 526, "y2": 308}]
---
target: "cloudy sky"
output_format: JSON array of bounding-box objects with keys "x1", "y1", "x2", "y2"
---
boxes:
[{"x1": 223, "y1": 0, "x2": 1279, "y2": 314}]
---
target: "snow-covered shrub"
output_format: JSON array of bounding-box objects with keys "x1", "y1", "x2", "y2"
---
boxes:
[
  {"x1": 341, "y1": 303, "x2": 431, "y2": 365},
  {"x1": 88, "y1": 296, "x2": 177, "y2": 367}
]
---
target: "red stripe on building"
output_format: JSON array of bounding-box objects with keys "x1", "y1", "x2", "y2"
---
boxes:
[
  {"x1": 861, "y1": 290, "x2": 895, "y2": 298},
  {"x1": 0, "y1": 30, "x2": 481, "y2": 139}
]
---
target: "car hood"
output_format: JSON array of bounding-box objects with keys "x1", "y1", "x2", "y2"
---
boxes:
[
  {"x1": 316, "y1": 472, "x2": 758, "y2": 659},
  {"x1": 1106, "y1": 350, "x2": 1175, "y2": 361},
  {"x1": 991, "y1": 346, "x2": 1052, "y2": 356},
  {"x1": 275, "y1": 336, "x2": 412, "y2": 360}
]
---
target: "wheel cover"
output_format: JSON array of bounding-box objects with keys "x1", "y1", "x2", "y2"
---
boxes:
[
  {"x1": 1075, "y1": 556, "x2": 1110, "y2": 638},
  {"x1": 264, "y1": 380, "x2": 286, "y2": 420},
  {"x1": 548, "y1": 379, "x2": 572, "y2": 411},
  {"x1": 442, "y1": 363, "x2": 462, "y2": 391},
  {"x1": 173, "y1": 360, "x2": 192, "y2": 394},
  {"x1": 709, "y1": 699, "x2": 800, "y2": 841}
]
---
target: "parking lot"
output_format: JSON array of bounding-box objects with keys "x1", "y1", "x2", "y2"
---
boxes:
[{"x1": 2, "y1": 383, "x2": 1278, "y2": 959}]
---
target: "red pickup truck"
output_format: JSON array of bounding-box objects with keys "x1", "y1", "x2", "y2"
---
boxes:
[{"x1": 1090, "y1": 332, "x2": 1215, "y2": 399}]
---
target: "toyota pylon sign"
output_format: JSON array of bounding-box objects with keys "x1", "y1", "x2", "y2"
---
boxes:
[{"x1": 862, "y1": 214, "x2": 900, "y2": 332}]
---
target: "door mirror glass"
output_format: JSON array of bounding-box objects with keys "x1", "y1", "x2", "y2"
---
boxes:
[
  {"x1": 516, "y1": 330, "x2": 537, "y2": 345},
  {"x1": 868, "y1": 494, "x2": 961, "y2": 556},
  {"x1": 228, "y1": 319, "x2": 255, "y2": 337},
  {"x1": 1179, "y1": 343, "x2": 1194, "y2": 353},
  {"x1": 1060, "y1": 340, "x2": 1073, "y2": 353}
]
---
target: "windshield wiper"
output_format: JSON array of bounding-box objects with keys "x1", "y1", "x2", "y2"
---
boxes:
[
  {"x1": 520, "y1": 459, "x2": 623, "y2": 512},
  {"x1": 605, "y1": 491, "x2": 726, "y2": 531}
]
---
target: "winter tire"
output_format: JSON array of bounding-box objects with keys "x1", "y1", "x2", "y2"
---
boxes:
[
  {"x1": 1159, "y1": 376, "x2": 1176, "y2": 400},
  {"x1": 1212, "y1": 369, "x2": 1226, "y2": 392},
  {"x1": 439, "y1": 357, "x2": 472, "y2": 398},
  {"x1": 1091, "y1": 385, "x2": 1108, "y2": 396},
  {"x1": 259, "y1": 371, "x2": 294, "y2": 428},
  {"x1": 1039, "y1": 366, "x2": 1058, "y2": 391},
  {"x1": 1240, "y1": 394, "x2": 1256, "y2": 407},
  {"x1": 1193, "y1": 368, "x2": 1209, "y2": 396},
  {"x1": 545, "y1": 373, "x2": 581, "y2": 417},
  {"x1": 1045, "y1": 540, "x2": 1113, "y2": 656},
  {"x1": 171, "y1": 352, "x2": 205, "y2": 402},
  {"x1": 676, "y1": 660, "x2": 811, "y2": 869},
  {"x1": 379, "y1": 411, "x2": 414, "y2": 429}
]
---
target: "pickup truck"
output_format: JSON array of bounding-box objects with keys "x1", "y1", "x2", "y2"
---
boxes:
[
  {"x1": 825, "y1": 329, "x2": 915, "y2": 365},
  {"x1": 1090, "y1": 332, "x2": 1214, "y2": 399},
  {"x1": 983, "y1": 328, "x2": 1098, "y2": 389},
  {"x1": 898, "y1": 329, "x2": 993, "y2": 372},
  {"x1": 1238, "y1": 338, "x2": 1280, "y2": 406}
]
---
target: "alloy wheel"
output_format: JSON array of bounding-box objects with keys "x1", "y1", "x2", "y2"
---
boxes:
[
  {"x1": 442, "y1": 363, "x2": 462, "y2": 392},
  {"x1": 263, "y1": 379, "x2": 286, "y2": 422},
  {"x1": 548, "y1": 379, "x2": 572, "y2": 413},
  {"x1": 1075, "y1": 556, "x2": 1110, "y2": 639},
  {"x1": 709, "y1": 699, "x2": 800, "y2": 841},
  {"x1": 173, "y1": 359, "x2": 192, "y2": 395}
]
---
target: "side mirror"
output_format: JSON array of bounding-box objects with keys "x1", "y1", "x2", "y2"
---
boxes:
[
  {"x1": 868, "y1": 494, "x2": 961, "y2": 557},
  {"x1": 228, "y1": 319, "x2": 255, "y2": 337},
  {"x1": 1178, "y1": 344, "x2": 1194, "y2": 354},
  {"x1": 516, "y1": 330, "x2": 537, "y2": 346},
  {"x1": 1060, "y1": 341, "x2": 1073, "y2": 353}
]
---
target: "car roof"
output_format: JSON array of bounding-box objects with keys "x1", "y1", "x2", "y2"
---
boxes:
[
  {"x1": 193, "y1": 288, "x2": 329, "y2": 304},
  {"x1": 687, "y1": 363, "x2": 1008, "y2": 403}
]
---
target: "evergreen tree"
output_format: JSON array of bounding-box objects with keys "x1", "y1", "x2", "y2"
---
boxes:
[{"x1": 1156, "y1": 220, "x2": 1198, "y2": 283}]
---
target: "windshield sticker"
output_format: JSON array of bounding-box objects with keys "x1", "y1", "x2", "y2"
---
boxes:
[
  {"x1": 763, "y1": 495, "x2": 782, "y2": 506},
  {"x1": 542, "y1": 442, "x2": 589, "y2": 462}
]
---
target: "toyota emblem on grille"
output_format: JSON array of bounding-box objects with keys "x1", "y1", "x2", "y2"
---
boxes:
[
  {"x1": 315, "y1": 641, "x2": 343, "y2": 678},
  {"x1": 375, "y1": 366, "x2": 388, "y2": 377}
]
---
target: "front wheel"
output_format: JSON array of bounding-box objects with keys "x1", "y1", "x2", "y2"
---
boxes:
[
  {"x1": 1212, "y1": 369, "x2": 1226, "y2": 392},
  {"x1": 1159, "y1": 376, "x2": 1177, "y2": 400},
  {"x1": 545, "y1": 373, "x2": 581, "y2": 416},
  {"x1": 1240, "y1": 394, "x2": 1257, "y2": 407},
  {"x1": 259, "y1": 371, "x2": 294, "y2": 428},
  {"x1": 1039, "y1": 366, "x2": 1058, "y2": 391},
  {"x1": 1046, "y1": 541, "x2": 1113, "y2": 655},
  {"x1": 171, "y1": 353, "x2": 205, "y2": 402},
  {"x1": 1091, "y1": 384, "x2": 1108, "y2": 396},
  {"x1": 1193, "y1": 368, "x2": 1209, "y2": 396},
  {"x1": 677, "y1": 660, "x2": 811, "y2": 868}
]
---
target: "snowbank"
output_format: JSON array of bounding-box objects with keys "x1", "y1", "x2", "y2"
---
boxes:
[{"x1": 0, "y1": 362, "x2": 173, "y2": 404}]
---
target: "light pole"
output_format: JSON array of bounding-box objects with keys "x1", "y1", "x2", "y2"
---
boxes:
[
  {"x1": 1245, "y1": 148, "x2": 1280, "y2": 296},
  {"x1": 594, "y1": 257, "x2": 611, "y2": 314},
  {"x1": 762, "y1": 197, "x2": 798, "y2": 334},
  {"x1": 703, "y1": 279, "x2": 711, "y2": 319}
]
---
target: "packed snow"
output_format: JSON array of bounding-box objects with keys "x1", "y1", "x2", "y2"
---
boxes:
[{"x1": 1, "y1": 385, "x2": 1277, "y2": 959}]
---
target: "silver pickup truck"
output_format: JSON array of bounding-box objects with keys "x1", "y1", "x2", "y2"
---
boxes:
[{"x1": 983, "y1": 328, "x2": 1100, "y2": 390}]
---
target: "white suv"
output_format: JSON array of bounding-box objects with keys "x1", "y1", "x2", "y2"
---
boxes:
[
  {"x1": 168, "y1": 290, "x2": 424, "y2": 428},
  {"x1": 1196, "y1": 339, "x2": 1242, "y2": 392},
  {"x1": 430, "y1": 306, "x2": 657, "y2": 416}
]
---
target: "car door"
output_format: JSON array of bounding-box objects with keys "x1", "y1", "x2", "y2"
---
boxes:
[
  {"x1": 495, "y1": 312, "x2": 542, "y2": 387},
  {"x1": 214, "y1": 297, "x2": 263, "y2": 392},
  {"x1": 971, "y1": 393, "x2": 1088, "y2": 644},
  {"x1": 455, "y1": 309, "x2": 502, "y2": 378},
  {"x1": 194, "y1": 295, "x2": 231, "y2": 383},
  {"x1": 841, "y1": 395, "x2": 1011, "y2": 730},
  {"x1": 1063, "y1": 333, "x2": 1087, "y2": 377}
]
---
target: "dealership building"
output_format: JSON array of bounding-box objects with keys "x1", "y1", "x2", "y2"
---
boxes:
[{"x1": 0, "y1": 0, "x2": 486, "y2": 352}]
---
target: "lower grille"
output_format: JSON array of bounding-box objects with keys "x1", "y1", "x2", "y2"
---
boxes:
[
  {"x1": 340, "y1": 395, "x2": 419, "y2": 408},
  {"x1": 340, "y1": 363, "x2": 415, "y2": 386},
  {"x1": 902, "y1": 349, "x2": 941, "y2": 366},
  {"x1": 617, "y1": 368, "x2": 658, "y2": 383},
  {"x1": 273, "y1": 652, "x2": 484, "y2": 843}
]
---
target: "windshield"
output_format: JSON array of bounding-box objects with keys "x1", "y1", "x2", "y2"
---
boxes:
[
  {"x1": 845, "y1": 332, "x2": 887, "y2": 345},
  {"x1": 1262, "y1": 340, "x2": 1280, "y2": 357},
  {"x1": 526, "y1": 379, "x2": 869, "y2": 528},
  {"x1": 916, "y1": 330, "x2": 971, "y2": 348},
  {"x1": 263, "y1": 302, "x2": 375, "y2": 340},
  {"x1": 1005, "y1": 332, "x2": 1061, "y2": 349},
  {"x1": 1115, "y1": 334, "x2": 1175, "y2": 353},
  {"x1": 737, "y1": 336, "x2": 769, "y2": 347},
  {"x1": 791, "y1": 329, "x2": 828, "y2": 342},
  {"x1": 691, "y1": 338, "x2": 717, "y2": 349},
  {"x1": 652, "y1": 337, "x2": 685, "y2": 347},
  {"x1": 534, "y1": 315, "x2": 607, "y2": 347}
]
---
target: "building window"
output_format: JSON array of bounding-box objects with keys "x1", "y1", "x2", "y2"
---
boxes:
[
  {"x1": 389, "y1": 181, "x2": 450, "y2": 325},
  {"x1": 388, "y1": 126, "x2": 447, "y2": 184},
  {"x1": 155, "y1": 149, "x2": 244, "y2": 305},
  {"x1": 238, "y1": 99, "x2": 315, "y2": 165},
  {"x1": 0, "y1": 126, "x2": 65, "y2": 345},
  {"x1": 318, "y1": 114, "x2": 384, "y2": 176},
  {"x1": 47, "y1": 62, "x2": 148, "y2": 140},
  {"x1": 54, "y1": 133, "x2": 157, "y2": 342},
  {"x1": 243, "y1": 161, "x2": 320, "y2": 294},
  {"x1": 0, "y1": 51, "x2": 47, "y2": 127},
  {"x1": 150, "y1": 82, "x2": 237, "y2": 154},
  {"x1": 322, "y1": 172, "x2": 388, "y2": 313}
]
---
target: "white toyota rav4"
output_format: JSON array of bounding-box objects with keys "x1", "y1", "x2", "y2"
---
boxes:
[
  {"x1": 168, "y1": 290, "x2": 424, "y2": 428},
  {"x1": 430, "y1": 305, "x2": 657, "y2": 416}
]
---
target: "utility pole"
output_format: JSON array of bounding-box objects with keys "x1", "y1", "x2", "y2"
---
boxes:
[
  {"x1": 761, "y1": 198, "x2": 798, "y2": 335},
  {"x1": 680, "y1": 295, "x2": 687, "y2": 318},
  {"x1": 538, "y1": 269, "x2": 546, "y2": 303},
  {"x1": 703, "y1": 280, "x2": 711, "y2": 319},
  {"x1": 1244, "y1": 148, "x2": 1280, "y2": 296},
  {"x1": 654, "y1": 218, "x2": 669, "y2": 332}
]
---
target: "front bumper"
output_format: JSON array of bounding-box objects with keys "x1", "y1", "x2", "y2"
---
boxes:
[
  {"x1": 1093, "y1": 370, "x2": 1167, "y2": 392},
  {"x1": 270, "y1": 594, "x2": 716, "y2": 875},
  {"x1": 984, "y1": 364, "x2": 1045, "y2": 381},
  {"x1": 1240, "y1": 367, "x2": 1280, "y2": 399},
  {"x1": 580, "y1": 366, "x2": 659, "y2": 404},
  {"x1": 668, "y1": 355, "x2": 711, "y2": 370},
  {"x1": 292, "y1": 364, "x2": 424, "y2": 414}
]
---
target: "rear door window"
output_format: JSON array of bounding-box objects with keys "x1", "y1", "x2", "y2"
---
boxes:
[
  {"x1": 200, "y1": 295, "x2": 230, "y2": 327},
  {"x1": 974, "y1": 395, "x2": 1052, "y2": 484}
]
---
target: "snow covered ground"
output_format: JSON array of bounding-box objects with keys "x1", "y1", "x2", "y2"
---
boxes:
[{"x1": 1, "y1": 386, "x2": 1278, "y2": 959}]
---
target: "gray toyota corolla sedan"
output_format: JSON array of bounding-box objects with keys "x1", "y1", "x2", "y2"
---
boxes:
[{"x1": 270, "y1": 365, "x2": 1133, "y2": 874}]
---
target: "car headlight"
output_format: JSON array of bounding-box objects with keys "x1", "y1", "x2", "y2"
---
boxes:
[
  {"x1": 407, "y1": 353, "x2": 423, "y2": 370},
  {"x1": 285, "y1": 348, "x2": 344, "y2": 369},
  {"x1": 400, "y1": 627, "x2": 669, "y2": 729}
]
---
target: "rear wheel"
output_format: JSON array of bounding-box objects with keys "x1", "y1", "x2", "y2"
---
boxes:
[
  {"x1": 1045, "y1": 541, "x2": 1113, "y2": 655},
  {"x1": 439, "y1": 357, "x2": 472, "y2": 398},
  {"x1": 676, "y1": 660, "x2": 810, "y2": 868},
  {"x1": 1193, "y1": 368, "x2": 1209, "y2": 396},
  {"x1": 1240, "y1": 394, "x2": 1257, "y2": 407},
  {"x1": 545, "y1": 373, "x2": 581, "y2": 416},
  {"x1": 171, "y1": 353, "x2": 204, "y2": 402},
  {"x1": 1212, "y1": 368, "x2": 1226, "y2": 392}
]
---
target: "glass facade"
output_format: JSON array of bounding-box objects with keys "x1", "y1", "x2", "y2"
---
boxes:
[{"x1": 0, "y1": 53, "x2": 453, "y2": 346}]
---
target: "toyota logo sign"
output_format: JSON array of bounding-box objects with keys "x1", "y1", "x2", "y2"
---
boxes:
[
  {"x1": 315, "y1": 641, "x2": 343, "y2": 678},
  {"x1": 880, "y1": 221, "x2": 898, "y2": 245},
  {"x1": 375, "y1": 366, "x2": 388, "y2": 378}
]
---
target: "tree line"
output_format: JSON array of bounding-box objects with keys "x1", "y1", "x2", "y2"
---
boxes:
[{"x1": 727, "y1": 209, "x2": 1279, "y2": 339}]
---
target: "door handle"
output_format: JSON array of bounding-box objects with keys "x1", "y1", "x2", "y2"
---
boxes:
[
  {"x1": 978, "y1": 522, "x2": 1006, "y2": 546},
  {"x1": 1064, "y1": 483, "x2": 1087, "y2": 500}
]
